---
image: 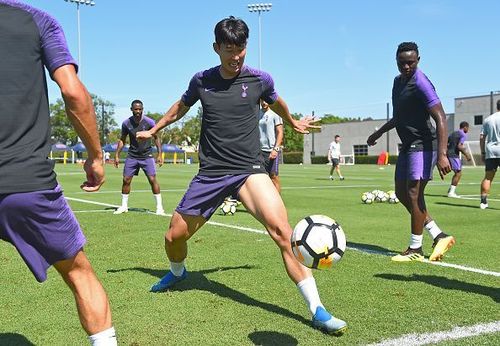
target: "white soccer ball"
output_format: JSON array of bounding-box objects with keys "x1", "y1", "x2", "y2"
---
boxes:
[
  {"x1": 220, "y1": 201, "x2": 237, "y2": 215},
  {"x1": 361, "y1": 192, "x2": 374, "y2": 204},
  {"x1": 387, "y1": 191, "x2": 399, "y2": 204},
  {"x1": 374, "y1": 190, "x2": 387, "y2": 203},
  {"x1": 291, "y1": 215, "x2": 346, "y2": 269}
]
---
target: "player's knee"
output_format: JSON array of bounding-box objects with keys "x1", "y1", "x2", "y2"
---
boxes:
[{"x1": 267, "y1": 224, "x2": 292, "y2": 248}]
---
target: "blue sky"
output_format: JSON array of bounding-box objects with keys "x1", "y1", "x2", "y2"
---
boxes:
[{"x1": 23, "y1": 0, "x2": 500, "y2": 124}]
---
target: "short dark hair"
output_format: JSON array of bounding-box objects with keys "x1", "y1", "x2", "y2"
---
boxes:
[
  {"x1": 497, "y1": 99, "x2": 500, "y2": 111},
  {"x1": 459, "y1": 121, "x2": 469, "y2": 129},
  {"x1": 131, "y1": 99, "x2": 143, "y2": 107},
  {"x1": 335, "y1": 135, "x2": 340, "y2": 139},
  {"x1": 396, "y1": 42, "x2": 419, "y2": 57},
  {"x1": 214, "y1": 16, "x2": 249, "y2": 46}
]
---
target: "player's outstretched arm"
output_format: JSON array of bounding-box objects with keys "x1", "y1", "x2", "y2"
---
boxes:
[
  {"x1": 367, "y1": 118, "x2": 396, "y2": 146},
  {"x1": 429, "y1": 103, "x2": 451, "y2": 179},
  {"x1": 269, "y1": 96, "x2": 320, "y2": 134},
  {"x1": 52, "y1": 64, "x2": 104, "y2": 192},
  {"x1": 137, "y1": 100, "x2": 190, "y2": 141}
]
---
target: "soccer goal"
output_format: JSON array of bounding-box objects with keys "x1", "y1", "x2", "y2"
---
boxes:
[
  {"x1": 463, "y1": 140, "x2": 480, "y2": 167},
  {"x1": 340, "y1": 153, "x2": 355, "y2": 165}
]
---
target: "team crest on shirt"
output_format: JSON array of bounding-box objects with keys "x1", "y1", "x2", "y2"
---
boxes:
[{"x1": 241, "y1": 84, "x2": 248, "y2": 98}]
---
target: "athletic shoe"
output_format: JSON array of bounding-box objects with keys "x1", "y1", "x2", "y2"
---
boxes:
[
  {"x1": 113, "y1": 206, "x2": 128, "y2": 215},
  {"x1": 329, "y1": 176, "x2": 334, "y2": 180},
  {"x1": 311, "y1": 306, "x2": 347, "y2": 336},
  {"x1": 429, "y1": 234, "x2": 455, "y2": 261},
  {"x1": 480, "y1": 203, "x2": 488, "y2": 210},
  {"x1": 391, "y1": 247, "x2": 424, "y2": 262},
  {"x1": 150, "y1": 270, "x2": 187, "y2": 292},
  {"x1": 447, "y1": 192, "x2": 461, "y2": 198},
  {"x1": 156, "y1": 208, "x2": 167, "y2": 216},
  {"x1": 340, "y1": 177, "x2": 345, "y2": 181}
]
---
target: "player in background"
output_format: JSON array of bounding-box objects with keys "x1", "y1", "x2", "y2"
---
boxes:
[
  {"x1": 367, "y1": 42, "x2": 454, "y2": 262},
  {"x1": 0, "y1": 1, "x2": 116, "y2": 344},
  {"x1": 447, "y1": 121, "x2": 471, "y2": 198},
  {"x1": 259, "y1": 99, "x2": 284, "y2": 192},
  {"x1": 479, "y1": 100, "x2": 500, "y2": 209},
  {"x1": 114, "y1": 100, "x2": 165, "y2": 215},
  {"x1": 137, "y1": 16, "x2": 347, "y2": 336},
  {"x1": 328, "y1": 135, "x2": 344, "y2": 180}
]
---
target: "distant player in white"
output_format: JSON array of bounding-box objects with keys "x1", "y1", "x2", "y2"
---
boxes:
[
  {"x1": 479, "y1": 99, "x2": 500, "y2": 209},
  {"x1": 328, "y1": 135, "x2": 344, "y2": 180}
]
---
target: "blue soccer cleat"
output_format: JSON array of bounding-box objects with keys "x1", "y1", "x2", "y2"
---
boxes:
[
  {"x1": 150, "y1": 269, "x2": 187, "y2": 292},
  {"x1": 311, "y1": 306, "x2": 347, "y2": 336}
]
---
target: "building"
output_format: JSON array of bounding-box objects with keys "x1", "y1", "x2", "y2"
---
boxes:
[{"x1": 303, "y1": 92, "x2": 500, "y2": 164}]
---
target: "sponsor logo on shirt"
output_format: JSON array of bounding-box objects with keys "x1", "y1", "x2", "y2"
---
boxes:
[{"x1": 252, "y1": 165, "x2": 261, "y2": 169}]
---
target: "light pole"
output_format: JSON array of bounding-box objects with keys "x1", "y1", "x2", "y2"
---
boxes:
[
  {"x1": 247, "y1": 3, "x2": 272, "y2": 69},
  {"x1": 63, "y1": 0, "x2": 95, "y2": 79}
]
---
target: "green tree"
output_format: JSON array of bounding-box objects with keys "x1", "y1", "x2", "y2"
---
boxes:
[
  {"x1": 283, "y1": 113, "x2": 304, "y2": 152},
  {"x1": 49, "y1": 99, "x2": 78, "y2": 145},
  {"x1": 91, "y1": 94, "x2": 118, "y2": 144}
]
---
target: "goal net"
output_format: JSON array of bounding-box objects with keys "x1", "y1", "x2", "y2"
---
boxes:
[
  {"x1": 463, "y1": 140, "x2": 480, "y2": 167},
  {"x1": 340, "y1": 153, "x2": 355, "y2": 165}
]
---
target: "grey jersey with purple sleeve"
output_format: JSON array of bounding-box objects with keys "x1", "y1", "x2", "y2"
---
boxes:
[
  {"x1": 0, "y1": 1, "x2": 77, "y2": 193},
  {"x1": 121, "y1": 116, "x2": 156, "y2": 159},
  {"x1": 392, "y1": 69, "x2": 441, "y2": 153},
  {"x1": 181, "y1": 65, "x2": 278, "y2": 175}
]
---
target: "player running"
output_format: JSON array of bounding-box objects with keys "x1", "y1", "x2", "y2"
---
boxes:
[
  {"x1": 367, "y1": 42, "x2": 455, "y2": 262},
  {"x1": 114, "y1": 100, "x2": 165, "y2": 215},
  {"x1": 137, "y1": 16, "x2": 347, "y2": 335}
]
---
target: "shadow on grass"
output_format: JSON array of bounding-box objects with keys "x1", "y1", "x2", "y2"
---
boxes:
[
  {"x1": 434, "y1": 202, "x2": 499, "y2": 210},
  {"x1": 248, "y1": 331, "x2": 298, "y2": 345},
  {"x1": 107, "y1": 265, "x2": 310, "y2": 326},
  {"x1": 104, "y1": 207, "x2": 151, "y2": 213},
  {"x1": 347, "y1": 241, "x2": 396, "y2": 256},
  {"x1": 0, "y1": 333, "x2": 35, "y2": 345},
  {"x1": 375, "y1": 273, "x2": 500, "y2": 303}
]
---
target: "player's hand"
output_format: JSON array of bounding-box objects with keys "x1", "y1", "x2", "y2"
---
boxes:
[
  {"x1": 367, "y1": 132, "x2": 381, "y2": 146},
  {"x1": 81, "y1": 157, "x2": 105, "y2": 192},
  {"x1": 466, "y1": 155, "x2": 472, "y2": 162},
  {"x1": 436, "y1": 153, "x2": 451, "y2": 180},
  {"x1": 114, "y1": 157, "x2": 119, "y2": 168},
  {"x1": 292, "y1": 116, "x2": 321, "y2": 134},
  {"x1": 269, "y1": 150, "x2": 278, "y2": 160},
  {"x1": 136, "y1": 130, "x2": 152, "y2": 141},
  {"x1": 157, "y1": 155, "x2": 164, "y2": 167}
]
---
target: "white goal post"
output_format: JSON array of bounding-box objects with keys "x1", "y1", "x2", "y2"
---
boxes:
[
  {"x1": 340, "y1": 153, "x2": 355, "y2": 165},
  {"x1": 463, "y1": 140, "x2": 480, "y2": 167}
]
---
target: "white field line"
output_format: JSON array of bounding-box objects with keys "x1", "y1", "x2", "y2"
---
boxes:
[
  {"x1": 65, "y1": 197, "x2": 500, "y2": 277},
  {"x1": 368, "y1": 320, "x2": 500, "y2": 346},
  {"x1": 73, "y1": 209, "x2": 115, "y2": 213}
]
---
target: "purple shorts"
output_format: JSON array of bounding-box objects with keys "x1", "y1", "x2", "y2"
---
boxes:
[
  {"x1": 448, "y1": 157, "x2": 462, "y2": 172},
  {"x1": 261, "y1": 150, "x2": 280, "y2": 176},
  {"x1": 124, "y1": 157, "x2": 156, "y2": 177},
  {"x1": 395, "y1": 151, "x2": 437, "y2": 181},
  {"x1": 0, "y1": 185, "x2": 86, "y2": 282},
  {"x1": 176, "y1": 174, "x2": 251, "y2": 219}
]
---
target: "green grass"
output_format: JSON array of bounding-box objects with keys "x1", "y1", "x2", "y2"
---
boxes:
[{"x1": 1, "y1": 163, "x2": 499, "y2": 345}]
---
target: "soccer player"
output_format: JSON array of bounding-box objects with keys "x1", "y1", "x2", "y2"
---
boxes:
[
  {"x1": 479, "y1": 100, "x2": 500, "y2": 209},
  {"x1": 259, "y1": 99, "x2": 284, "y2": 192},
  {"x1": 367, "y1": 42, "x2": 454, "y2": 262},
  {"x1": 447, "y1": 121, "x2": 472, "y2": 198},
  {"x1": 137, "y1": 16, "x2": 347, "y2": 335},
  {"x1": 0, "y1": 1, "x2": 116, "y2": 344},
  {"x1": 328, "y1": 135, "x2": 344, "y2": 180},
  {"x1": 114, "y1": 100, "x2": 165, "y2": 215}
]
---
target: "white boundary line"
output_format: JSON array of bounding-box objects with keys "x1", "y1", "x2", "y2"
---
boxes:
[
  {"x1": 368, "y1": 320, "x2": 500, "y2": 346},
  {"x1": 65, "y1": 197, "x2": 500, "y2": 277}
]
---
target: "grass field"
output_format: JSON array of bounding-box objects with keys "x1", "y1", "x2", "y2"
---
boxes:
[{"x1": 1, "y1": 163, "x2": 499, "y2": 345}]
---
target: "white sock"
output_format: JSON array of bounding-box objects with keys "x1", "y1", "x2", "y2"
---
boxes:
[
  {"x1": 121, "y1": 194, "x2": 129, "y2": 208},
  {"x1": 88, "y1": 327, "x2": 117, "y2": 346},
  {"x1": 154, "y1": 193, "x2": 163, "y2": 210},
  {"x1": 297, "y1": 276, "x2": 323, "y2": 316},
  {"x1": 449, "y1": 185, "x2": 456, "y2": 194},
  {"x1": 409, "y1": 234, "x2": 423, "y2": 249},
  {"x1": 170, "y1": 261, "x2": 185, "y2": 276},
  {"x1": 424, "y1": 220, "x2": 443, "y2": 240}
]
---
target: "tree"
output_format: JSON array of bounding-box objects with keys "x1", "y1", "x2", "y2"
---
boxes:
[
  {"x1": 283, "y1": 113, "x2": 304, "y2": 152},
  {"x1": 49, "y1": 94, "x2": 118, "y2": 145}
]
